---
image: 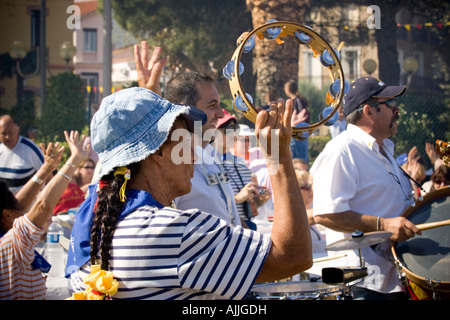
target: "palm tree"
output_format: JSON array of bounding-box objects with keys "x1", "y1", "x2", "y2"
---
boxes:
[{"x1": 245, "y1": 0, "x2": 311, "y2": 104}]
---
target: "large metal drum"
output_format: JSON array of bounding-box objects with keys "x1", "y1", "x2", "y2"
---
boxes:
[{"x1": 391, "y1": 187, "x2": 450, "y2": 300}]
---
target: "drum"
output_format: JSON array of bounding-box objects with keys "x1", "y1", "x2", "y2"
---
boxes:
[
  {"x1": 249, "y1": 281, "x2": 343, "y2": 300},
  {"x1": 391, "y1": 187, "x2": 450, "y2": 300}
]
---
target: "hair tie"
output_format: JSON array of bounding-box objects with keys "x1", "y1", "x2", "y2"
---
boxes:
[
  {"x1": 114, "y1": 167, "x2": 131, "y2": 202},
  {"x1": 93, "y1": 180, "x2": 111, "y2": 212}
]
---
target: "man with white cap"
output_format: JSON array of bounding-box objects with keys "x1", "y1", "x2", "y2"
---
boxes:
[{"x1": 310, "y1": 77, "x2": 421, "y2": 300}]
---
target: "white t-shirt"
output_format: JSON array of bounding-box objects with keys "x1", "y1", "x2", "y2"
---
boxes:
[
  {"x1": 310, "y1": 124, "x2": 414, "y2": 293},
  {"x1": 70, "y1": 205, "x2": 271, "y2": 299}
]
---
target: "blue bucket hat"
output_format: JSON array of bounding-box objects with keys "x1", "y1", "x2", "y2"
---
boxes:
[
  {"x1": 343, "y1": 77, "x2": 406, "y2": 116},
  {"x1": 91, "y1": 87, "x2": 205, "y2": 179}
]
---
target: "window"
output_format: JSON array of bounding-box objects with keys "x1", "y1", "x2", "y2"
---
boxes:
[
  {"x1": 303, "y1": 51, "x2": 323, "y2": 88},
  {"x1": 341, "y1": 49, "x2": 360, "y2": 81},
  {"x1": 83, "y1": 29, "x2": 97, "y2": 52}
]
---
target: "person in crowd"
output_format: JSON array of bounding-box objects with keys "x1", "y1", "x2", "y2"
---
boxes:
[
  {"x1": 66, "y1": 86, "x2": 312, "y2": 300},
  {"x1": 0, "y1": 115, "x2": 44, "y2": 193},
  {"x1": 399, "y1": 146, "x2": 427, "y2": 198},
  {"x1": 310, "y1": 77, "x2": 421, "y2": 300},
  {"x1": 233, "y1": 124, "x2": 256, "y2": 165},
  {"x1": 74, "y1": 158, "x2": 96, "y2": 194},
  {"x1": 329, "y1": 105, "x2": 346, "y2": 138},
  {"x1": 292, "y1": 158, "x2": 309, "y2": 171},
  {"x1": 295, "y1": 169, "x2": 326, "y2": 260},
  {"x1": 53, "y1": 158, "x2": 96, "y2": 215},
  {"x1": 284, "y1": 80, "x2": 310, "y2": 163},
  {"x1": 0, "y1": 131, "x2": 89, "y2": 299},
  {"x1": 422, "y1": 164, "x2": 450, "y2": 194},
  {"x1": 295, "y1": 169, "x2": 314, "y2": 225},
  {"x1": 214, "y1": 110, "x2": 270, "y2": 230}
]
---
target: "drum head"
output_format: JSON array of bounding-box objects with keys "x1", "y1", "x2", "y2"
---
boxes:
[{"x1": 395, "y1": 188, "x2": 450, "y2": 283}]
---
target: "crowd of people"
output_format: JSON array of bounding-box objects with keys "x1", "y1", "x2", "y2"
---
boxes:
[{"x1": 0, "y1": 42, "x2": 448, "y2": 300}]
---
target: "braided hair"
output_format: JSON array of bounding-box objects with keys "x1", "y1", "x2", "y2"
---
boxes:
[{"x1": 89, "y1": 163, "x2": 140, "y2": 271}]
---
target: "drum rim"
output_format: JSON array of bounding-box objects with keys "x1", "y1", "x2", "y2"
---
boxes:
[
  {"x1": 251, "y1": 280, "x2": 342, "y2": 294},
  {"x1": 391, "y1": 187, "x2": 450, "y2": 292}
]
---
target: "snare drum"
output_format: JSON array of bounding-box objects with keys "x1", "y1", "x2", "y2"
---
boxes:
[
  {"x1": 249, "y1": 281, "x2": 343, "y2": 300},
  {"x1": 391, "y1": 187, "x2": 450, "y2": 300}
]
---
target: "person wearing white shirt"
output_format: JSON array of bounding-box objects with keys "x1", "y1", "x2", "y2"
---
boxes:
[
  {"x1": 0, "y1": 115, "x2": 44, "y2": 193},
  {"x1": 311, "y1": 77, "x2": 421, "y2": 300}
]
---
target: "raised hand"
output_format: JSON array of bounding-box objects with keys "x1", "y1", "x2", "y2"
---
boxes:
[
  {"x1": 64, "y1": 130, "x2": 91, "y2": 166},
  {"x1": 255, "y1": 98, "x2": 293, "y2": 161},
  {"x1": 40, "y1": 142, "x2": 64, "y2": 173},
  {"x1": 133, "y1": 41, "x2": 166, "y2": 95}
]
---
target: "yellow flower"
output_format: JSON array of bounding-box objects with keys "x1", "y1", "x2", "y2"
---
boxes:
[{"x1": 66, "y1": 265, "x2": 118, "y2": 300}]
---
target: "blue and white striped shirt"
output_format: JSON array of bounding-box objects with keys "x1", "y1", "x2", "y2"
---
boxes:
[
  {"x1": 70, "y1": 205, "x2": 271, "y2": 300},
  {"x1": 0, "y1": 136, "x2": 44, "y2": 193}
]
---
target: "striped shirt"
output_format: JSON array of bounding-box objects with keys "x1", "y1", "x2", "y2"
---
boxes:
[
  {"x1": 0, "y1": 215, "x2": 46, "y2": 300},
  {"x1": 222, "y1": 153, "x2": 254, "y2": 220},
  {"x1": 70, "y1": 205, "x2": 271, "y2": 300},
  {"x1": 0, "y1": 136, "x2": 44, "y2": 193}
]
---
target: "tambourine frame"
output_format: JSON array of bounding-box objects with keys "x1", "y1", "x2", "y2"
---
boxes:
[{"x1": 228, "y1": 21, "x2": 346, "y2": 138}]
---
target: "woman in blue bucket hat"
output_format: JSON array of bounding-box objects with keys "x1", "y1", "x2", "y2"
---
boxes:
[{"x1": 66, "y1": 55, "x2": 311, "y2": 301}]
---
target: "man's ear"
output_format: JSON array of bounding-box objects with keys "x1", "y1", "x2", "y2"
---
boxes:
[{"x1": 362, "y1": 104, "x2": 373, "y2": 117}]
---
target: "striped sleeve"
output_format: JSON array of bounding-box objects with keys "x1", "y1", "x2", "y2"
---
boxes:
[
  {"x1": 11, "y1": 215, "x2": 43, "y2": 269},
  {"x1": 178, "y1": 210, "x2": 271, "y2": 299}
]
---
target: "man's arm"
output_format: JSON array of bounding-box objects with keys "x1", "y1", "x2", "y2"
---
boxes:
[{"x1": 315, "y1": 211, "x2": 421, "y2": 242}]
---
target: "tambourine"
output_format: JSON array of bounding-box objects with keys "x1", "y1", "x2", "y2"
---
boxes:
[{"x1": 224, "y1": 20, "x2": 349, "y2": 140}]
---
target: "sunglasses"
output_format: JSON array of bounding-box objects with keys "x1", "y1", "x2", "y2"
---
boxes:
[
  {"x1": 370, "y1": 99, "x2": 397, "y2": 110},
  {"x1": 433, "y1": 178, "x2": 449, "y2": 185},
  {"x1": 357, "y1": 99, "x2": 397, "y2": 112},
  {"x1": 81, "y1": 166, "x2": 95, "y2": 170}
]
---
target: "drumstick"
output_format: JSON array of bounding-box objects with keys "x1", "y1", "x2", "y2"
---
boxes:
[
  {"x1": 416, "y1": 219, "x2": 450, "y2": 231},
  {"x1": 313, "y1": 254, "x2": 347, "y2": 263}
]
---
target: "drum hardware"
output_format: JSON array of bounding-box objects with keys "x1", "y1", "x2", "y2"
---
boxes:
[
  {"x1": 322, "y1": 230, "x2": 392, "y2": 299},
  {"x1": 391, "y1": 187, "x2": 450, "y2": 300},
  {"x1": 321, "y1": 267, "x2": 368, "y2": 300},
  {"x1": 321, "y1": 267, "x2": 368, "y2": 285},
  {"x1": 325, "y1": 230, "x2": 393, "y2": 252},
  {"x1": 426, "y1": 279, "x2": 441, "y2": 300}
]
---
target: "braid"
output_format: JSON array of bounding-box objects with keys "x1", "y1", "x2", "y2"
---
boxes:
[
  {"x1": 89, "y1": 163, "x2": 140, "y2": 270},
  {"x1": 89, "y1": 173, "x2": 125, "y2": 269},
  {"x1": 99, "y1": 176, "x2": 123, "y2": 270}
]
